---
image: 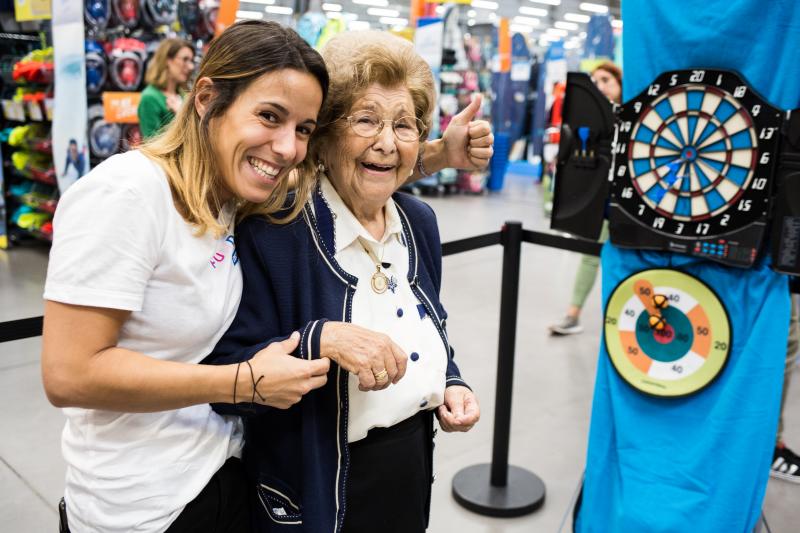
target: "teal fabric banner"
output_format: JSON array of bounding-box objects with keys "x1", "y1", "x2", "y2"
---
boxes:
[
  {"x1": 578, "y1": 247, "x2": 789, "y2": 532},
  {"x1": 577, "y1": 1, "x2": 797, "y2": 531}
]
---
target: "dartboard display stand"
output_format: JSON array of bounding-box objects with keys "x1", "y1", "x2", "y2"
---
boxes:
[{"x1": 552, "y1": 69, "x2": 800, "y2": 276}]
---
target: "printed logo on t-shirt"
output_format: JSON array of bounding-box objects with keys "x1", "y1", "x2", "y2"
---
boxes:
[{"x1": 209, "y1": 234, "x2": 238, "y2": 269}]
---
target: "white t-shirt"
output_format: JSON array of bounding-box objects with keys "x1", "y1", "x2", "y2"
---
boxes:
[
  {"x1": 318, "y1": 177, "x2": 448, "y2": 443},
  {"x1": 44, "y1": 150, "x2": 244, "y2": 533}
]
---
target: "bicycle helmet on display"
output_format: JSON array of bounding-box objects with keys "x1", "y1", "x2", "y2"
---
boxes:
[
  {"x1": 177, "y1": 0, "x2": 201, "y2": 38},
  {"x1": 198, "y1": 0, "x2": 219, "y2": 40},
  {"x1": 109, "y1": 38, "x2": 146, "y2": 91},
  {"x1": 85, "y1": 0, "x2": 111, "y2": 33},
  {"x1": 142, "y1": 0, "x2": 177, "y2": 28},
  {"x1": 120, "y1": 124, "x2": 142, "y2": 152},
  {"x1": 88, "y1": 104, "x2": 122, "y2": 160},
  {"x1": 111, "y1": 0, "x2": 141, "y2": 29},
  {"x1": 85, "y1": 40, "x2": 108, "y2": 95}
]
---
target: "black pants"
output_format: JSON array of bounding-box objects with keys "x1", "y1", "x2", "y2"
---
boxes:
[
  {"x1": 342, "y1": 412, "x2": 431, "y2": 533},
  {"x1": 166, "y1": 456, "x2": 251, "y2": 533}
]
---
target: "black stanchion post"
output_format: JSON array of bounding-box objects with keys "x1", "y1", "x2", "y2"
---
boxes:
[
  {"x1": 491, "y1": 220, "x2": 522, "y2": 486},
  {"x1": 451, "y1": 221, "x2": 546, "y2": 517}
]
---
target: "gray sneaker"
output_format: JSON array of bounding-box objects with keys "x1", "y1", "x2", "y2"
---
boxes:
[{"x1": 549, "y1": 315, "x2": 584, "y2": 335}]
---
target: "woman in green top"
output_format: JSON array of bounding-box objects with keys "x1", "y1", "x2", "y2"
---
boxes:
[{"x1": 137, "y1": 38, "x2": 195, "y2": 139}]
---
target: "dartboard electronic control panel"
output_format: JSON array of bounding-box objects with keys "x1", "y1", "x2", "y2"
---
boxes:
[{"x1": 552, "y1": 68, "x2": 800, "y2": 274}]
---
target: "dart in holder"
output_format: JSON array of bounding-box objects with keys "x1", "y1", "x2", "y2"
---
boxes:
[{"x1": 572, "y1": 126, "x2": 598, "y2": 168}]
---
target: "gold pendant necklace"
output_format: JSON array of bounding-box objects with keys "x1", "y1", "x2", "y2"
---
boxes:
[{"x1": 357, "y1": 236, "x2": 389, "y2": 294}]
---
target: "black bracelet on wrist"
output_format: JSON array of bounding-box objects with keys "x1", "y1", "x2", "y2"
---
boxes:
[
  {"x1": 233, "y1": 362, "x2": 241, "y2": 404},
  {"x1": 246, "y1": 360, "x2": 266, "y2": 404}
]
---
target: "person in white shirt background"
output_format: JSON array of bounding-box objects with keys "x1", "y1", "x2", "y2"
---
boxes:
[{"x1": 41, "y1": 20, "x2": 492, "y2": 533}]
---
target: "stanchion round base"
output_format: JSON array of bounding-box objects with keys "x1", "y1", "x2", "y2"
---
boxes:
[{"x1": 452, "y1": 464, "x2": 546, "y2": 517}]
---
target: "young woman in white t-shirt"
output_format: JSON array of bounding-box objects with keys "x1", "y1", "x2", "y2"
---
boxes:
[{"x1": 41, "y1": 21, "x2": 332, "y2": 533}]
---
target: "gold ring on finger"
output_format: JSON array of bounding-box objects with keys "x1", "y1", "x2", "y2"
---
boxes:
[{"x1": 373, "y1": 369, "x2": 389, "y2": 382}]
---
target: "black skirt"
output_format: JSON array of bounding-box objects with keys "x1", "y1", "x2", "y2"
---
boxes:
[{"x1": 342, "y1": 411, "x2": 433, "y2": 533}]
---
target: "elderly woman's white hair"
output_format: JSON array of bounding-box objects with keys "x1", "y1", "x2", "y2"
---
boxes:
[{"x1": 308, "y1": 30, "x2": 436, "y2": 165}]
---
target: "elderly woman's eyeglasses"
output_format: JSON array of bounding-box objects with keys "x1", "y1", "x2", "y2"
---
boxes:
[{"x1": 343, "y1": 111, "x2": 425, "y2": 142}]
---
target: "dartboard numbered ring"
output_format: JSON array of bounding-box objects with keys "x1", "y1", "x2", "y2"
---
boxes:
[
  {"x1": 604, "y1": 268, "x2": 732, "y2": 397},
  {"x1": 613, "y1": 69, "x2": 783, "y2": 240}
]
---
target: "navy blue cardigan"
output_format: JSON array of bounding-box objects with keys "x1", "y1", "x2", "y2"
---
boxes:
[{"x1": 204, "y1": 184, "x2": 468, "y2": 532}]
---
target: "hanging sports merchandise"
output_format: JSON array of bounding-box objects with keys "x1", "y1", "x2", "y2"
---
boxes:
[
  {"x1": 553, "y1": 68, "x2": 800, "y2": 276},
  {"x1": 52, "y1": 0, "x2": 90, "y2": 193},
  {"x1": 297, "y1": 0, "x2": 327, "y2": 48},
  {"x1": 604, "y1": 268, "x2": 731, "y2": 397},
  {"x1": 508, "y1": 33, "x2": 531, "y2": 145},
  {"x1": 88, "y1": 103, "x2": 122, "y2": 159},
  {"x1": 0, "y1": 143, "x2": 7, "y2": 249},
  {"x1": 177, "y1": 0, "x2": 201, "y2": 39},
  {"x1": 85, "y1": 40, "x2": 107, "y2": 95},
  {"x1": 120, "y1": 123, "x2": 142, "y2": 152},
  {"x1": 198, "y1": 0, "x2": 220, "y2": 40},
  {"x1": 111, "y1": 0, "x2": 141, "y2": 29},
  {"x1": 141, "y1": 0, "x2": 177, "y2": 28},
  {"x1": 109, "y1": 38, "x2": 145, "y2": 91},
  {"x1": 85, "y1": 0, "x2": 110, "y2": 33}
]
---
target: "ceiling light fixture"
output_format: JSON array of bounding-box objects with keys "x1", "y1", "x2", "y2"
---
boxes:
[
  {"x1": 367, "y1": 7, "x2": 399, "y2": 17},
  {"x1": 510, "y1": 24, "x2": 534, "y2": 34},
  {"x1": 579, "y1": 2, "x2": 609, "y2": 14},
  {"x1": 514, "y1": 16, "x2": 540, "y2": 26},
  {"x1": 265, "y1": 5, "x2": 293, "y2": 15},
  {"x1": 520, "y1": 6, "x2": 548, "y2": 17},
  {"x1": 472, "y1": 0, "x2": 499, "y2": 10},
  {"x1": 236, "y1": 10, "x2": 263, "y2": 19},
  {"x1": 379, "y1": 16, "x2": 408, "y2": 26},
  {"x1": 554, "y1": 21, "x2": 578, "y2": 30},
  {"x1": 564, "y1": 13, "x2": 591, "y2": 23},
  {"x1": 352, "y1": 0, "x2": 388, "y2": 7}
]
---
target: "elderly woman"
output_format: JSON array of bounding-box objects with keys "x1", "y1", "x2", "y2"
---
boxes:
[{"x1": 207, "y1": 31, "x2": 484, "y2": 532}]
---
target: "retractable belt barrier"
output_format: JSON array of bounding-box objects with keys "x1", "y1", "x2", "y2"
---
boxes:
[
  {"x1": 0, "y1": 223, "x2": 628, "y2": 519},
  {"x1": 5, "y1": 225, "x2": 794, "y2": 518}
]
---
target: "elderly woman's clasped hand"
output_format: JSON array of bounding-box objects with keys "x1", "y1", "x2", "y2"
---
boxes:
[
  {"x1": 437, "y1": 385, "x2": 480, "y2": 432},
  {"x1": 321, "y1": 322, "x2": 409, "y2": 391}
]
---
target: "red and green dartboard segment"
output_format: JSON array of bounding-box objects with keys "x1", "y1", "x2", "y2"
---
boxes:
[{"x1": 604, "y1": 268, "x2": 731, "y2": 397}]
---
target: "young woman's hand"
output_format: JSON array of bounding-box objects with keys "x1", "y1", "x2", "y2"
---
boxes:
[
  {"x1": 320, "y1": 322, "x2": 408, "y2": 391},
  {"x1": 239, "y1": 332, "x2": 330, "y2": 409}
]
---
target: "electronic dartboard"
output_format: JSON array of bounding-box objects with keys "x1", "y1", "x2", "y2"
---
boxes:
[
  {"x1": 604, "y1": 268, "x2": 731, "y2": 397},
  {"x1": 552, "y1": 68, "x2": 800, "y2": 275}
]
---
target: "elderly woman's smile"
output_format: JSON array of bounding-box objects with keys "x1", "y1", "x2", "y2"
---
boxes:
[
  {"x1": 359, "y1": 160, "x2": 396, "y2": 174},
  {"x1": 327, "y1": 83, "x2": 420, "y2": 231}
]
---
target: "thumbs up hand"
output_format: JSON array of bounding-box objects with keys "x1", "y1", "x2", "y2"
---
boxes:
[{"x1": 441, "y1": 93, "x2": 494, "y2": 171}]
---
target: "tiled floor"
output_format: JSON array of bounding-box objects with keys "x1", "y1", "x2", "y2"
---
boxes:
[{"x1": 0, "y1": 173, "x2": 797, "y2": 532}]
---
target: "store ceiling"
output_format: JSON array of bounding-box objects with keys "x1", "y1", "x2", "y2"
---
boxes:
[{"x1": 236, "y1": 0, "x2": 621, "y2": 46}]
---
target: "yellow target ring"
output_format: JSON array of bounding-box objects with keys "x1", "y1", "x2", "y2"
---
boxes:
[{"x1": 604, "y1": 268, "x2": 731, "y2": 397}]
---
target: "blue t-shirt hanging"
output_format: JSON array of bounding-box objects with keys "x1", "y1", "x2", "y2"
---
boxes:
[{"x1": 576, "y1": 1, "x2": 798, "y2": 532}]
